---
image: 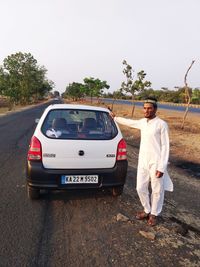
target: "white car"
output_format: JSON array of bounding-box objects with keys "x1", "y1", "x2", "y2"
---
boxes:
[{"x1": 26, "y1": 104, "x2": 128, "y2": 199}]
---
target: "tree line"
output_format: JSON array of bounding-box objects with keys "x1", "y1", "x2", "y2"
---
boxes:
[
  {"x1": 63, "y1": 77, "x2": 110, "y2": 102},
  {"x1": 63, "y1": 60, "x2": 200, "y2": 106},
  {"x1": 104, "y1": 87, "x2": 200, "y2": 105},
  {"x1": 0, "y1": 52, "x2": 54, "y2": 108},
  {"x1": 107, "y1": 60, "x2": 200, "y2": 105},
  {"x1": 1, "y1": 53, "x2": 199, "y2": 109}
]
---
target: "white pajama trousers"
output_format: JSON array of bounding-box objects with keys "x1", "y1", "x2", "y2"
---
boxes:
[{"x1": 136, "y1": 166, "x2": 165, "y2": 216}]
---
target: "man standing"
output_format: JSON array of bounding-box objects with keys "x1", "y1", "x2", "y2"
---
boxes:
[{"x1": 113, "y1": 98, "x2": 173, "y2": 226}]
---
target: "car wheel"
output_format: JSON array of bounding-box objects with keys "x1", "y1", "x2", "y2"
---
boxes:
[
  {"x1": 112, "y1": 185, "x2": 124, "y2": 196},
  {"x1": 27, "y1": 185, "x2": 40, "y2": 200}
]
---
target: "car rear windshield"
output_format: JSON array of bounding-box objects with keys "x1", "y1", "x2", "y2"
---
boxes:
[{"x1": 41, "y1": 109, "x2": 118, "y2": 140}]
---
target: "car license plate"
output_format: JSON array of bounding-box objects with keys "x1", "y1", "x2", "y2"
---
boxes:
[{"x1": 61, "y1": 175, "x2": 98, "y2": 184}]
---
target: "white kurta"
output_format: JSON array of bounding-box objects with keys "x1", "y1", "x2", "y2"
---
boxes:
[{"x1": 115, "y1": 116, "x2": 173, "y2": 216}]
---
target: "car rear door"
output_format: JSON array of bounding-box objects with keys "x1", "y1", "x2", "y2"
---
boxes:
[{"x1": 40, "y1": 137, "x2": 121, "y2": 169}]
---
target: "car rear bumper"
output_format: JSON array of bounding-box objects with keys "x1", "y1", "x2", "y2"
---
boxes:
[{"x1": 26, "y1": 160, "x2": 128, "y2": 190}]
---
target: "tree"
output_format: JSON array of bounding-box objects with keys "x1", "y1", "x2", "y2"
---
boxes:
[
  {"x1": 0, "y1": 67, "x2": 8, "y2": 96},
  {"x1": 0, "y1": 52, "x2": 53, "y2": 107},
  {"x1": 28, "y1": 65, "x2": 54, "y2": 101},
  {"x1": 136, "y1": 88, "x2": 155, "y2": 101},
  {"x1": 121, "y1": 60, "x2": 151, "y2": 116},
  {"x1": 65, "y1": 82, "x2": 85, "y2": 101},
  {"x1": 36, "y1": 79, "x2": 54, "y2": 100},
  {"x1": 83, "y1": 77, "x2": 110, "y2": 103},
  {"x1": 191, "y1": 88, "x2": 200, "y2": 104}
]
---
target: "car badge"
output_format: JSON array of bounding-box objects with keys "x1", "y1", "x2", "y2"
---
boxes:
[
  {"x1": 106, "y1": 154, "x2": 115, "y2": 157},
  {"x1": 43, "y1": 153, "x2": 56, "y2": 158}
]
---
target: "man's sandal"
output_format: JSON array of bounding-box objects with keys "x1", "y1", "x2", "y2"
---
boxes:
[
  {"x1": 136, "y1": 211, "x2": 149, "y2": 220},
  {"x1": 147, "y1": 215, "x2": 157, "y2": 226}
]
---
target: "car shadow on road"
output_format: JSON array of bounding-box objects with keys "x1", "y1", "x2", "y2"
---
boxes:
[{"x1": 38, "y1": 188, "x2": 116, "y2": 202}]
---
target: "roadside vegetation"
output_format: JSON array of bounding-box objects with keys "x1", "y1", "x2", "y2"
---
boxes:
[
  {"x1": 0, "y1": 53, "x2": 199, "y2": 114},
  {"x1": 63, "y1": 77, "x2": 110, "y2": 103},
  {"x1": 0, "y1": 52, "x2": 54, "y2": 110},
  {"x1": 62, "y1": 78, "x2": 200, "y2": 106},
  {"x1": 62, "y1": 60, "x2": 200, "y2": 107}
]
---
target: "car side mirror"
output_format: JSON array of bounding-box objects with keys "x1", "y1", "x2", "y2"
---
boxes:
[{"x1": 35, "y1": 118, "x2": 40, "y2": 124}]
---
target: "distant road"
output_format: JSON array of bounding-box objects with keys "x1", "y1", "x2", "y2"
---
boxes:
[{"x1": 101, "y1": 98, "x2": 200, "y2": 114}]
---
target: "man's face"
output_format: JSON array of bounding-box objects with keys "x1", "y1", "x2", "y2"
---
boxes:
[{"x1": 143, "y1": 103, "x2": 157, "y2": 119}]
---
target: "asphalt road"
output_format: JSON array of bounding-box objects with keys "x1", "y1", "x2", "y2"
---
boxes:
[
  {"x1": 0, "y1": 101, "x2": 200, "y2": 267},
  {"x1": 0, "y1": 101, "x2": 54, "y2": 266}
]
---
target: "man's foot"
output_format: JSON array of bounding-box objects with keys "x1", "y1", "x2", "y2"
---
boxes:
[
  {"x1": 136, "y1": 211, "x2": 149, "y2": 220},
  {"x1": 147, "y1": 214, "x2": 157, "y2": 226}
]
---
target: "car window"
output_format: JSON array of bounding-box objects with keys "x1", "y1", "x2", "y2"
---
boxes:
[{"x1": 41, "y1": 109, "x2": 118, "y2": 140}]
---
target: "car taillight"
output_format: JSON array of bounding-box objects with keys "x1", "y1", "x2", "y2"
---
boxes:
[
  {"x1": 116, "y1": 139, "x2": 127, "y2": 161},
  {"x1": 27, "y1": 136, "x2": 42, "y2": 161}
]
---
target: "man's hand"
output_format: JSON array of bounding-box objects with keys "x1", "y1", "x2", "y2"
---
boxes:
[
  {"x1": 109, "y1": 111, "x2": 116, "y2": 119},
  {"x1": 156, "y1": 170, "x2": 164, "y2": 178}
]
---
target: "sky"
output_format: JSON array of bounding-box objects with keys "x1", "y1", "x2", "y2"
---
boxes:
[{"x1": 1, "y1": 0, "x2": 200, "y2": 94}]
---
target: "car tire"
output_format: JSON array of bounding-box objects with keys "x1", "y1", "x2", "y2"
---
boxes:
[
  {"x1": 27, "y1": 185, "x2": 40, "y2": 200},
  {"x1": 111, "y1": 185, "x2": 124, "y2": 196}
]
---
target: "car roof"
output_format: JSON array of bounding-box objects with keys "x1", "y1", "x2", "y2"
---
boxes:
[{"x1": 46, "y1": 103, "x2": 110, "y2": 112}]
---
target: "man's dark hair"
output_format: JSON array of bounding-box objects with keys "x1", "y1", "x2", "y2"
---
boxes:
[{"x1": 144, "y1": 97, "x2": 157, "y2": 109}]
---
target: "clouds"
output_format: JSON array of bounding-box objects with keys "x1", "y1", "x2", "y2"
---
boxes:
[{"x1": 1, "y1": 0, "x2": 200, "y2": 92}]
